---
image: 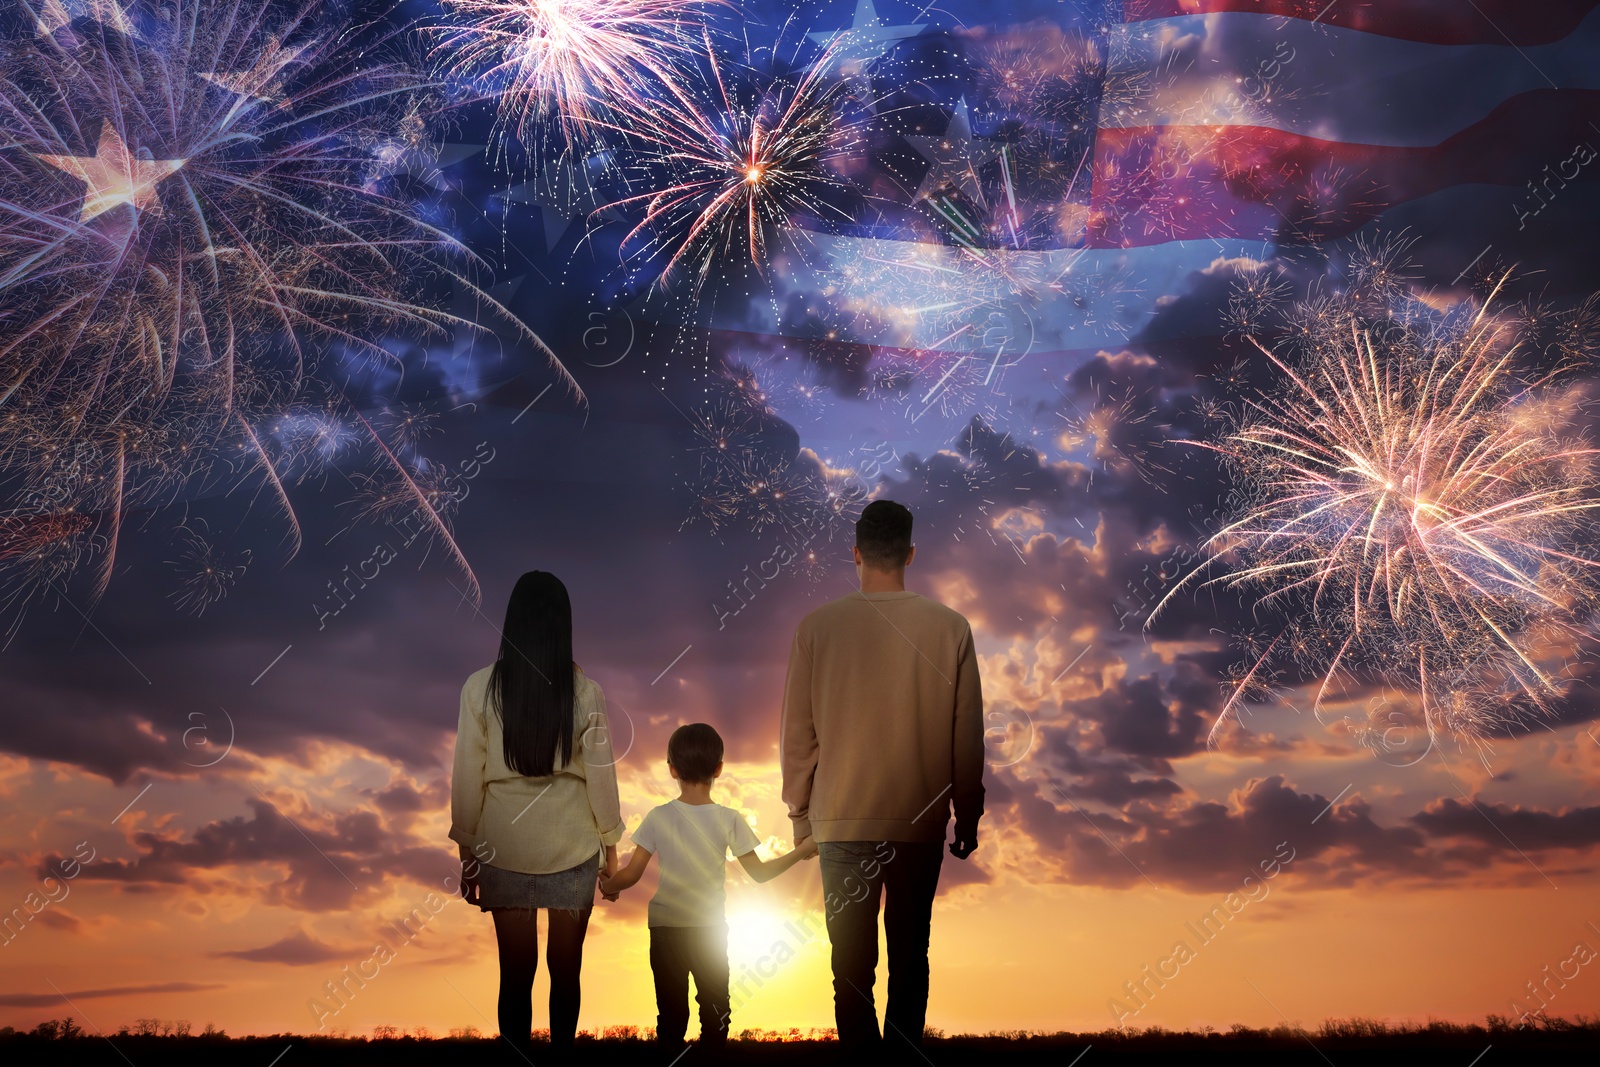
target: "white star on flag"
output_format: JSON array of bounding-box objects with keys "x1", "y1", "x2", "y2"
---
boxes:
[
  {"x1": 807, "y1": 0, "x2": 924, "y2": 65},
  {"x1": 362, "y1": 141, "x2": 485, "y2": 195},
  {"x1": 31, "y1": 0, "x2": 135, "y2": 38},
  {"x1": 37, "y1": 122, "x2": 188, "y2": 223},
  {"x1": 199, "y1": 38, "x2": 308, "y2": 110},
  {"x1": 905, "y1": 98, "x2": 1001, "y2": 206}
]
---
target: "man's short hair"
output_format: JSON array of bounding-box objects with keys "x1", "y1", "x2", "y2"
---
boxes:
[
  {"x1": 667, "y1": 723, "x2": 724, "y2": 783},
  {"x1": 855, "y1": 499, "x2": 913, "y2": 570}
]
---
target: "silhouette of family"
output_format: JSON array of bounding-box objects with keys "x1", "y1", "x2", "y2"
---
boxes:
[{"x1": 450, "y1": 501, "x2": 986, "y2": 1060}]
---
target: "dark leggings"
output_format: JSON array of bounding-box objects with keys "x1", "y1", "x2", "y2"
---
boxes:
[{"x1": 492, "y1": 906, "x2": 592, "y2": 1054}]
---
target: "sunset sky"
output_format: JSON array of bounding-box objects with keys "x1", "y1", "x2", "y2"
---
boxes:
[{"x1": 5, "y1": 0, "x2": 1600, "y2": 1041}]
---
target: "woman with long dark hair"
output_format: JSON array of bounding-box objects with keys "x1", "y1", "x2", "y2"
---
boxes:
[{"x1": 450, "y1": 571, "x2": 624, "y2": 1058}]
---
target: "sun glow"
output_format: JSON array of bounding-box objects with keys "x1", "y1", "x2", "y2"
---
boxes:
[{"x1": 725, "y1": 907, "x2": 795, "y2": 966}]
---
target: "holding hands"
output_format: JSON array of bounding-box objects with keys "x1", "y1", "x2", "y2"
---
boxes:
[
  {"x1": 734, "y1": 835, "x2": 815, "y2": 884},
  {"x1": 598, "y1": 835, "x2": 817, "y2": 901},
  {"x1": 598, "y1": 844, "x2": 620, "y2": 902}
]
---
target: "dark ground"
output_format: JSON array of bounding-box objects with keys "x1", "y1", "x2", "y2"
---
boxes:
[{"x1": 4, "y1": 1021, "x2": 1600, "y2": 1066}]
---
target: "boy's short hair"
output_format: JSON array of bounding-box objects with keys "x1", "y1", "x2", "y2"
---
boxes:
[
  {"x1": 855, "y1": 499, "x2": 913, "y2": 569},
  {"x1": 667, "y1": 723, "x2": 724, "y2": 783}
]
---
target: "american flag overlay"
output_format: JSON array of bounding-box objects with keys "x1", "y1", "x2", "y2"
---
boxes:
[{"x1": 4, "y1": 0, "x2": 1600, "y2": 1047}]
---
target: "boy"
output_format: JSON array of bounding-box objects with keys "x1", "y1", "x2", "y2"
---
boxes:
[{"x1": 601, "y1": 723, "x2": 817, "y2": 1051}]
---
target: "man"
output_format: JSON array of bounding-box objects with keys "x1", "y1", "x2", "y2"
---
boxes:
[{"x1": 780, "y1": 499, "x2": 985, "y2": 1051}]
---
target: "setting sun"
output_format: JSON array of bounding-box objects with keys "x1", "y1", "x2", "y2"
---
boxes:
[{"x1": 725, "y1": 907, "x2": 797, "y2": 967}]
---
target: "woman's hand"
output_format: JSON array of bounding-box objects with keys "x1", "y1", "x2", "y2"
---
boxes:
[
  {"x1": 598, "y1": 845, "x2": 621, "y2": 902},
  {"x1": 458, "y1": 845, "x2": 480, "y2": 906}
]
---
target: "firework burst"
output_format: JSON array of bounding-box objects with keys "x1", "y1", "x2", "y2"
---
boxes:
[
  {"x1": 0, "y1": 510, "x2": 93, "y2": 565},
  {"x1": 973, "y1": 22, "x2": 1153, "y2": 132},
  {"x1": 377, "y1": 403, "x2": 444, "y2": 454},
  {"x1": 730, "y1": 350, "x2": 834, "y2": 423},
  {"x1": 0, "y1": 510, "x2": 97, "y2": 634},
  {"x1": 0, "y1": 0, "x2": 568, "y2": 617},
  {"x1": 678, "y1": 376, "x2": 855, "y2": 543},
  {"x1": 604, "y1": 36, "x2": 857, "y2": 293},
  {"x1": 687, "y1": 389, "x2": 768, "y2": 459},
  {"x1": 1156, "y1": 275, "x2": 1600, "y2": 751},
  {"x1": 1223, "y1": 262, "x2": 1293, "y2": 337},
  {"x1": 681, "y1": 447, "x2": 823, "y2": 540},
  {"x1": 430, "y1": 0, "x2": 707, "y2": 144},
  {"x1": 1057, "y1": 386, "x2": 1172, "y2": 486},
  {"x1": 166, "y1": 520, "x2": 251, "y2": 616},
  {"x1": 266, "y1": 403, "x2": 360, "y2": 481}
]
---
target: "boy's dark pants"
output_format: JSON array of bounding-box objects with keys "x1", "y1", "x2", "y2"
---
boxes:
[
  {"x1": 649, "y1": 923, "x2": 730, "y2": 1047},
  {"x1": 818, "y1": 840, "x2": 944, "y2": 1048}
]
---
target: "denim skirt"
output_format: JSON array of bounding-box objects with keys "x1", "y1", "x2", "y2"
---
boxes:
[{"x1": 476, "y1": 851, "x2": 599, "y2": 912}]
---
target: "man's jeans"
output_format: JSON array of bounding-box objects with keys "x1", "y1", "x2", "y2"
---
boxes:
[{"x1": 818, "y1": 840, "x2": 944, "y2": 1048}]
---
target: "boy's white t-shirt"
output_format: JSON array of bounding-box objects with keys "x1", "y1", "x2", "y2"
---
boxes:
[{"x1": 630, "y1": 799, "x2": 760, "y2": 928}]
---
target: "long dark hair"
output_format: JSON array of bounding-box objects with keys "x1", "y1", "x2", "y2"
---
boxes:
[{"x1": 488, "y1": 571, "x2": 575, "y2": 777}]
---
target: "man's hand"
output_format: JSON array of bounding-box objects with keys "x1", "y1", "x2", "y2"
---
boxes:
[
  {"x1": 795, "y1": 836, "x2": 819, "y2": 860},
  {"x1": 949, "y1": 830, "x2": 978, "y2": 860}
]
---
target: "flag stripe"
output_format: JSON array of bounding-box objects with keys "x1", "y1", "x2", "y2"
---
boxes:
[
  {"x1": 1121, "y1": 0, "x2": 1600, "y2": 46},
  {"x1": 631, "y1": 234, "x2": 1275, "y2": 352},
  {"x1": 1087, "y1": 89, "x2": 1600, "y2": 248},
  {"x1": 1106, "y1": 8, "x2": 1600, "y2": 147}
]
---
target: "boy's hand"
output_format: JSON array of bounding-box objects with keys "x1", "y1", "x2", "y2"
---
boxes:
[
  {"x1": 796, "y1": 836, "x2": 818, "y2": 859},
  {"x1": 597, "y1": 873, "x2": 620, "y2": 902}
]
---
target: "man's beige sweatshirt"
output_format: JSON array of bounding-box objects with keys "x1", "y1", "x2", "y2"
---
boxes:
[{"x1": 780, "y1": 590, "x2": 985, "y2": 844}]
